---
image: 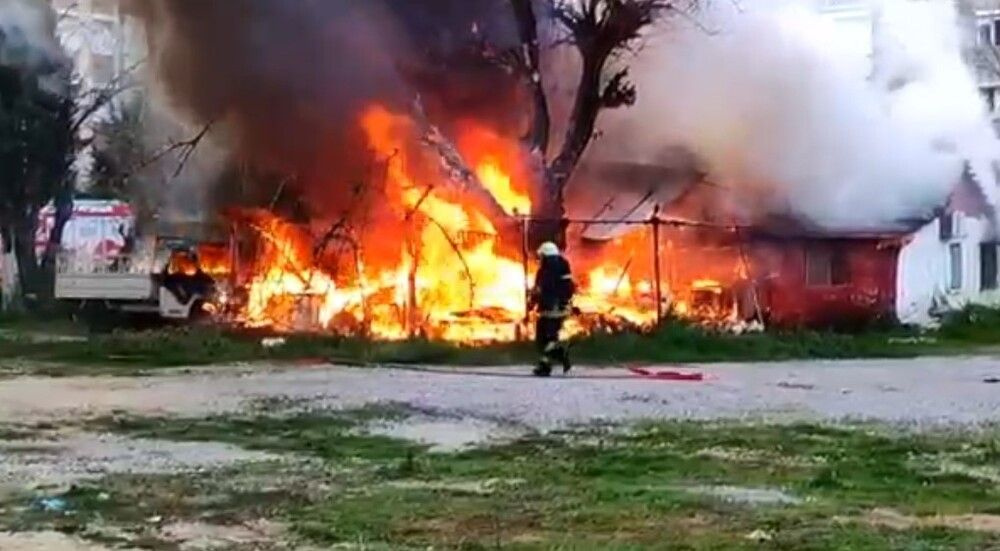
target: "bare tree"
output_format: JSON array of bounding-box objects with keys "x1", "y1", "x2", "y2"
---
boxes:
[{"x1": 504, "y1": 0, "x2": 700, "y2": 245}]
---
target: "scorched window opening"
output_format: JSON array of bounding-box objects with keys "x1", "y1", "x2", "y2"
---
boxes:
[
  {"x1": 805, "y1": 246, "x2": 850, "y2": 287},
  {"x1": 981, "y1": 242, "x2": 998, "y2": 291}
]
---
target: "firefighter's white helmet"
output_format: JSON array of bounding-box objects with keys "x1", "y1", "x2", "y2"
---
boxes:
[{"x1": 537, "y1": 242, "x2": 560, "y2": 257}]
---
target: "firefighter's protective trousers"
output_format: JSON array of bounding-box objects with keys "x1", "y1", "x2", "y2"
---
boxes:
[{"x1": 536, "y1": 308, "x2": 568, "y2": 368}]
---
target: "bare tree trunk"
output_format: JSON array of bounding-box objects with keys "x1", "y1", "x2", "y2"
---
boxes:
[
  {"x1": 530, "y1": 54, "x2": 605, "y2": 247},
  {"x1": 530, "y1": 170, "x2": 569, "y2": 248},
  {"x1": 12, "y1": 215, "x2": 40, "y2": 309},
  {"x1": 38, "y1": 192, "x2": 73, "y2": 303}
]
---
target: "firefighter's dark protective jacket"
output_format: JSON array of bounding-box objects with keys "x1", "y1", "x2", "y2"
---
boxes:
[{"x1": 534, "y1": 254, "x2": 574, "y2": 318}]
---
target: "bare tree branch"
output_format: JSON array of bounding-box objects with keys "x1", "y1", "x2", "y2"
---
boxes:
[
  {"x1": 70, "y1": 58, "x2": 147, "y2": 135},
  {"x1": 170, "y1": 120, "x2": 213, "y2": 178},
  {"x1": 56, "y1": 1, "x2": 81, "y2": 23},
  {"x1": 510, "y1": 0, "x2": 551, "y2": 154},
  {"x1": 425, "y1": 214, "x2": 477, "y2": 310},
  {"x1": 267, "y1": 176, "x2": 293, "y2": 210},
  {"x1": 601, "y1": 67, "x2": 636, "y2": 108},
  {"x1": 313, "y1": 177, "x2": 367, "y2": 260},
  {"x1": 410, "y1": 97, "x2": 512, "y2": 223},
  {"x1": 245, "y1": 220, "x2": 311, "y2": 287},
  {"x1": 137, "y1": 119, "x2": 215, "y2": 179}
]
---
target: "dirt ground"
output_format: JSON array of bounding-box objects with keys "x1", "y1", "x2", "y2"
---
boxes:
[
  {"x1": 2, "y1": 357, "x2": 999, "y2": 425},
  {"x1": 1, "y1": 357, "x2": 999, "y2": 549}
]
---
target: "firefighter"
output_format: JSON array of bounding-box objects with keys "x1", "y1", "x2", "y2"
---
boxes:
[{"x1": 530, "y1": 241, "x2": 575, "y2": 377}]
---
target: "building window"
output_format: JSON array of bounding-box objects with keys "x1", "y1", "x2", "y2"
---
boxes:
[
  {"x1": 806, "y1": 246, "x2": 850, "y2": 287},
  {"x1": 940, "y1": 212, "x2": 962, "y2": 241},
  {"x1": 977, "y1": 17, "x2": 1000, "y2": 46},
  {"x1": 949, "y1": 243, "x2": 963, "y2": 291},
  {"x1": 91, "y1": 0, "x2": 117, "y2": 16},
  {"x1": 982, "y1": 243, "x2": 998, "y2": 291},
  {"x1": 983, "y1": 87, "x2": 998, "y2": 113},
  {"x1": 90, "y1": 53, "x2": 114, "y2": 85}
]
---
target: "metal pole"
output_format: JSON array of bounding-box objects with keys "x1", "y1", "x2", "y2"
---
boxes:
[{"x1": 652, "y1": 206, "x2": 663, "y2": 326}]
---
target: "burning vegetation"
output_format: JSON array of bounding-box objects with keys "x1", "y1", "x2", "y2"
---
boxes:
[{"x1": 203, "y1": 104, "x2": 754, "y2": 343}]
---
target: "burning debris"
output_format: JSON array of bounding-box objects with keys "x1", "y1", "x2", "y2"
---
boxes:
[{"x1": 199, "y1": 104, "x2": 759, "y2": 342}]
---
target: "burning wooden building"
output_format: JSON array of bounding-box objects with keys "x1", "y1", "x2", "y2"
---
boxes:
[{"x1": 736, "y1": 220, "x2": 916, "y2": 329}]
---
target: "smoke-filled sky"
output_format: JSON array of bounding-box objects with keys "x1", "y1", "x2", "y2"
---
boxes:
[
  {"x1": 592, "y1": 0, "x2": 997, "y2": 228},
  {"x1": 124, "y1": 0, "x2": 998, "y2": 228}
]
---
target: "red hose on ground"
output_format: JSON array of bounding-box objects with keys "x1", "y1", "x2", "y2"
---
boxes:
[{"x1": 627, "y1": 365, "x2": 707, "y2": 381}]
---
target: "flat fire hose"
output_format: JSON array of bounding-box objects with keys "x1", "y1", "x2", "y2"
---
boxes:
[
  {"x1": 326, "y1": 358, "x2": 710, "y2": 381},
  {"x1": 626, "y1": 365, "x2": 708, "y2": 381}
]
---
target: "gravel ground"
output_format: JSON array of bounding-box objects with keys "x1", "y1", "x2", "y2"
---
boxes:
[
  {"x1": 0, "y1": 532, "x2": 111, "y2": 551},
  {"x1": 0, "y1": 433, "x2": 278, "y2": 489},
  {"x1": 1, "y1": 357, "x2": 998, "y2": 493},
  {"x1": 0, "y1": 357, "x2": 998, "y2": 428}
]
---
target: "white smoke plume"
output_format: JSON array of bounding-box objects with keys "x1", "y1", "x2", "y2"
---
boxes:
[{"x1": 590, "y1": 0, "x2": 997, "y2": 228}]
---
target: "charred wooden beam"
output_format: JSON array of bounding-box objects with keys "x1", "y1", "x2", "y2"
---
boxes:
[{"x1": 410, "y1": 97, "x2": 513, "y2": 226}]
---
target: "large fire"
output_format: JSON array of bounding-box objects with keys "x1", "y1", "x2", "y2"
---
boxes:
[{"x1": 223, "y1": 105, "x2": 748, "y2": 342}]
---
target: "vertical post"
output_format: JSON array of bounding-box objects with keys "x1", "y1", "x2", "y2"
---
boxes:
[
  {"x1": 229, "y1": 222, "x2": 239, "y2": 290},
  {"x1": 406, "y1": 220, "x2": 419, "y2": 339},
  {"x1": 520, "y1": 212, "x2": 531, "y2": 325},
  {"x1": 735, "y1": 225, "x2": 764, "y2": 323},
  {"x1": 652, "y1": 206, "x2": 663, "y2": 326}
]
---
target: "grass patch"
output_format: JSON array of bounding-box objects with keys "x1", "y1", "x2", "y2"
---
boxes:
[
  {"x1": 570, "y1": 323, "x2": 931, "y2": 363},
  {"x1": 938, "y1": 305, "x2": 1000, "y2": 344},
  {"x1": 0, "y1": 324, "x2": 939, "y2": 372},
  {"x1": 0, "y1": 424, "x2": 45, "y2": 441},
  {"x1": 0, "y1": 310, "x2": 85, "y2": 337},
  {"x1": 4, "y1": 304, "x2": 1000, "y2": 371},
  {"x1": 97, "y1": 404, "x2": 422, "y2": 463},
  {"x1": 0, "y1": 326, "x2": 531, "y2": 372},
  {"x1": 95, "y1": 410, "x2": 1000, "y2": 550}
]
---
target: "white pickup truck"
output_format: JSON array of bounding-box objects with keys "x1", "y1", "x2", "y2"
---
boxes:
[{"x1": 55, "y1": 238, "x2": 219, "y2": 331}]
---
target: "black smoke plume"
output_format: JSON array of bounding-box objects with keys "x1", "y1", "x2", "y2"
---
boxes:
[{"x1": 124, "y1": 0, "x2": 524, "y2": 215}]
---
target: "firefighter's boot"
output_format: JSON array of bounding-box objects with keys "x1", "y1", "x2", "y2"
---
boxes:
[
  {"x1": 559, "y1": 346, "x2": 572, "y2": 374},
  {"x1": 533, "y1": 359, "x2": 552, "y2": 377}
]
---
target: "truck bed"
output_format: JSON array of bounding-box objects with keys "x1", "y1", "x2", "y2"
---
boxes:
[{"x1": 55, "y1": 272, "x2": 156, "y2": 301}]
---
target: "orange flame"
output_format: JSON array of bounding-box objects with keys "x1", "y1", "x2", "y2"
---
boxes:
[{"x1": 234, "y1": 104, "x2": 744, "y2": 341}]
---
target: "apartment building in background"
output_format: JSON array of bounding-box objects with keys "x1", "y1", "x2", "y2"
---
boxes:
[
  {"x1": 49, "y1": 0, "x2": 144, "y2": 88},
  {"x1": 46, "y1": 0, "x2": 147, "y2": 188},
  {"x1": 818, "y1": 0, "x2": 1000, "y2": 122}
]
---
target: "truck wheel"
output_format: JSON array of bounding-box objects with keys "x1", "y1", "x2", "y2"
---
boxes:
[
  {"x1": 82, "y1": 302, "x2": 114, "y2": 335},
  {"x1": 189, "y1": 300, "x2": 211, "y2": 324}
]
